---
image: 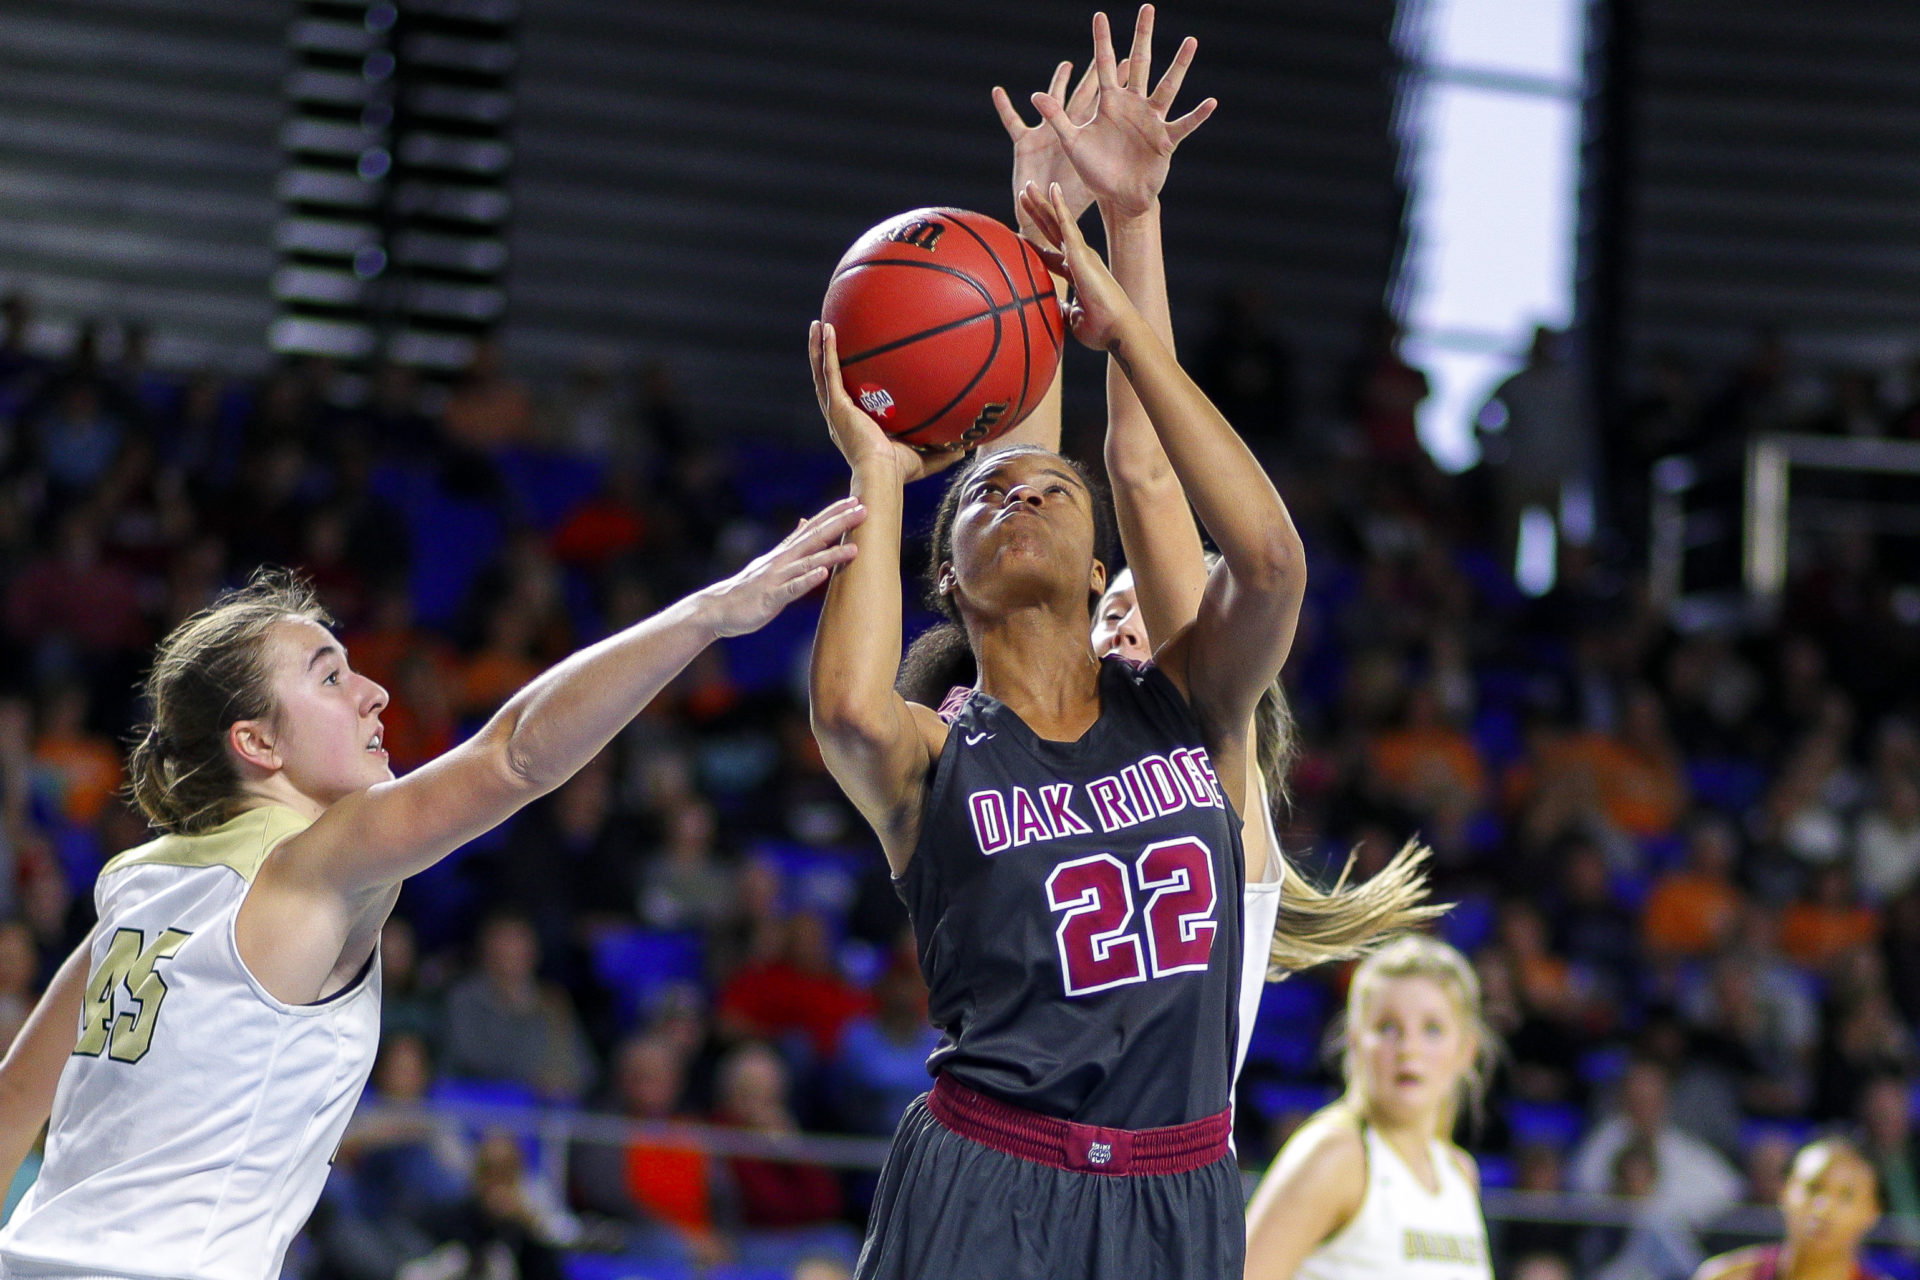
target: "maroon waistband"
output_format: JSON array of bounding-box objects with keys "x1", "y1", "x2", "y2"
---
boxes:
[{"x1": 926, "y1": 1075, "x2": 1231, "y2": 1177}]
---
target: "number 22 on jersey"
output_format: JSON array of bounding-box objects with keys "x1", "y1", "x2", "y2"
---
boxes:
[
  {"x1": 1045, "y1": 836, "x2": 1218, "y2": 997},
  {"x1": 74, "y1": 927, "x2": 190, "y2": 1063}
]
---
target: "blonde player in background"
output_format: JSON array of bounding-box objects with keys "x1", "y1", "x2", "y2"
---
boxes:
[
  {"x1": 0, "y1": 500, "x2": 863, "y2": 1280},
  {"x1": 1244, "y1": 935, "x2": 1496, "y2": 1280},
  {"x1": 1691, "y1": 1137, "x2": 1887, "y2": 1280}
]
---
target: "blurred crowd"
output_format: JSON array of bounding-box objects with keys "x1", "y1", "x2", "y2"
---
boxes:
[{"x1": 0, "y1": 286, "x2": 1916, "y2": 1280}]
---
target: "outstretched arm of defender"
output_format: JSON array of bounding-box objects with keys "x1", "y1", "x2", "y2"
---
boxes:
[{"x1": 275, "y1": 499, "x2": 865, "y2": 897}]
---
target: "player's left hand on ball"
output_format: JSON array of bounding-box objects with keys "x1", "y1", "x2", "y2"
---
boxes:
[
  {"x1": 701, "y1": 496, "x2": 867, "y2": 637},
  {"x1": 1018, "y1": 182, "x2": 1135, "y2": 352},
  {"x1": 810, "y1": 322, "x2": 965, "y2": 485}
]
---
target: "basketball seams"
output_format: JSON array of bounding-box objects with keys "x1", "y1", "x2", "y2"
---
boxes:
[
  {"x1": 894, "y1": 307, "x2": 1004, "y2": 443},
  {"x1": 946, "y1": 215, "x2": 1036, "y2": 435},
  {"x1": 830, "y1": 259, "x2": 994, "y2": 366},
  {"x1": 1011, "y1": 237, "x2": 1061, "y2": 421},
  {"x1": 823, "y1": 207, "x2": 1064, "y2": 448},
  {"x1": 840, "y1": 288, "x2": 1057, "y2": 368}
]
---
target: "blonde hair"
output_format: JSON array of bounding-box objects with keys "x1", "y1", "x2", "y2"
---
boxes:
[
  {"x1": 126, "y1": 568, "x2": 332, "y2": 834},
  {"x1": 1182, "y1": 549, "x2": 1442, "y2": 974},
  {"x1": 1335, "y1": 934, "x2": 1495, "y2": 1139}
]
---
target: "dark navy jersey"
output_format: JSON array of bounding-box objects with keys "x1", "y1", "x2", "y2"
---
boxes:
[{"x1": 897, "y1": 656, "x2": 1245, "y2": 1130}]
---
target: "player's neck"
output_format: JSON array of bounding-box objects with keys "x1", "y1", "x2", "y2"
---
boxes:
[
  {"x1": 972, "y1": 611, "x2": 1102, "y2": 739},
  {"x1": 236, "y1": 777, "x2": 327, "y2": 824},
  {"x1": 1777, "y1": 1240, "x2": 1859, "y2": 1280},
  {"x1": 1368, "y1": 1110, "x2": 1445, "y2": 1190}
]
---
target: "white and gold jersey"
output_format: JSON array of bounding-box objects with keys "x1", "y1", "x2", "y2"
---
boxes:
[
  {"x1": 1233, "y1": 804, "x2": 1284, "y2": 1086},
  {"x1": 1295, "y1": 1123, "x2": 1492, "y2": 1280},
  {"x1": 0, "y1": 806, "x2": 381, "y2": 1280}
]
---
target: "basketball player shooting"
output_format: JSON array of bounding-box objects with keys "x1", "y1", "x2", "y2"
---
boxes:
[{"x1": 808, "y1": 168, "x2": 1307, "y2": 1278}]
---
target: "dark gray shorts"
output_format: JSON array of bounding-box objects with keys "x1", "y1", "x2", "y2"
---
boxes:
[{"x1": 855, "y1": 1094, "x2": 1245, "y2": 1280}]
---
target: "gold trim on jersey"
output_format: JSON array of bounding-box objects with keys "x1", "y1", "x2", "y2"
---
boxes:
[{"x1": 100, "y1": 805, "x2": 314, "y2": 883}]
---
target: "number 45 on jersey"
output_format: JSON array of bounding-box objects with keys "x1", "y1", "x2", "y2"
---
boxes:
[
  {"x1": 1047, "y1": 837, "x2": 1218, "y2": 997},
  {"x1": 74, "y1": 927, "x2": 190, "y2": 1064}
]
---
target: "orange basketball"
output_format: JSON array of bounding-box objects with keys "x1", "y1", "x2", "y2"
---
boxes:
[{"x1": 822, "y1": 208, "x2": 1065, "y2": 451}]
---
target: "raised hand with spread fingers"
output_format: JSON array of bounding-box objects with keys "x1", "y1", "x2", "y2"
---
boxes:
[
  {"x1": 1029, "y1": 6, "x2": 1216, "y2": 222},
  {"x1": 993, "y1": 59, "x2": 1103, "y2": 237}
]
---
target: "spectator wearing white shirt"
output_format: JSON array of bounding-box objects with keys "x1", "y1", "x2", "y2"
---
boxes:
[
  {"x1": 1570, "y1": 1057, "x2": 1743, "y2": 1227},
  {"x1": 1855, "y1": 769, "x2": 1920, "y2": 903}
]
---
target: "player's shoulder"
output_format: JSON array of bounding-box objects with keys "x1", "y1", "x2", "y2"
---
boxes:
[
  {"x1": 1442, "y1": 1141, "x2": 1481, "y2": 1195},
  {"x1": 1690, "y1": 1246, "x2": 1767, "y2": 1280},
  {"x1": 1282, "y1": 1104, "x2": 1369, "y2": 1177},
  {"x1": 1100, "y1": 653, "x2": 1198, "y2": 725},
  {"x1": 1267, "y1": 1105, "x2": 1370, "y2": 1219}
]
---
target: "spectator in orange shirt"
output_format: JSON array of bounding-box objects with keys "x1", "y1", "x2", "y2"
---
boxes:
[
  {"x1": 1780, "y1": 864, "x2": 1880, "y2": 971},
  {"x1": 1644, "y1": 815, "x2": 1747, "y2": 960},
  {"x1": 551, "y1": 465, "x2": 651, "y2": 572},
  {"x1": 570, "y1": 1032, "x2": 724, "y2": 1269},
  {"x1": 440, "y1": 339, "x2": 534, "y2": 453},
  {"x1": 381, "y1": 649, "x2": 459, "y2": 774},
  {"x1": 1367, "y1": 681, "x2": 1487, "y2": 816},
  {"x1": 30, "y1": 681, "x2": 121, "y2": 826},
  {"x1": 340, "y1": 581, "x2": 458, "y2": 693},
  {"x1": 1508, "y1": 687, "x2": 1688, "y2": 841},
  {"x1": 1606, "y1": 686, "x2": 1691, "y2": 838},
  {"x1": 1496, "y1": 898, "x2": 1583, "y2": 1024},
  {"x1": 460, "y1": 597, "x2": 544, "y2": 718}
]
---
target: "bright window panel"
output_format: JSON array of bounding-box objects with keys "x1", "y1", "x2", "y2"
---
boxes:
[
  {"x1": 1403, "y1": 342, "x2": 1517, "y2": 474},
  {"x1": 1401, "y1": 84, "x2": 1580, "y2": 341},
  {"x1": 1430, "y1": 0, "x2": 1585, "y2": 83}
]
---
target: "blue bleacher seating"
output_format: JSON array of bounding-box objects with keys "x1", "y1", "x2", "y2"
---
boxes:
[
  {"x1": 426, "y1": 1078, "x2": 544, "y2": 1170},
  {"x1": 1867, "y1": 1248, "x2": 1919, "y2": 1280},
  {"x1": 592, "y1": 928, "x2": 707, "y2": 1028},
  {"x1": 1576, "y1": 1045, "x2": 1629, "y2": 1089},
  {"x1": 730, "y1": 444, "x2": 846, "y2": 521},
  {"x1": 1471, "y1": 707, "x2": 1524, "y2": 770},
  {"x1": 1638, "y1": 832, "x2": 1686, "y2": 873},
  {"x1": 1249, "y1": 1081, "x2": 1337, "y2": 1124},
  {"x1": 562, "y1": 1255, "x2": 694, "y2": 1280},
  {"x1": 1440, "y1": 892, "x2": 1497, "y2": 954},
  {"x1": 752, "y1": 841, "x2": 861, "y2": 920},
  {"x1": 496, "y1": 449, "x2": 604, "y2": 531},
  {"x1": 1475, "y1": 1154, "x2": 1515, "y2": 1189},
  {"x1": 1504, "y1": 1099, "x2": 1585, "y2": 1149},
  {"x1": 1738, "y1": 1118, "x2": 1814, "y2": 1154},
  {"x1": 720, "y1": 599, "x2": 818, "y2": 693},
  {"x1": 1686, "y1": 758, "x2": 1767, "y2": 814},
  {"x1": 427, "y1": 1078, "x2": 540, "y2": 1110},
  {"x1": 371, "y1": 464, "x2": 506, "y2": 627},
  {"x1": 1245, "y1": 979, "x2": 1331, "y2": 1076}
]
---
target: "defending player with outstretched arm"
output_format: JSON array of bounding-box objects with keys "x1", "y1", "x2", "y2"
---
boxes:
[{"x1": 0, "y1": 503, "x2": 863, "y2": 1280}]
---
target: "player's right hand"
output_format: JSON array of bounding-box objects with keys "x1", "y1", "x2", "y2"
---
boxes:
[
  {"x1": 809, "y1": 321, "x2": 960, "y2": 485},
  {"x1": 698, "y1": 496, "x2": 866, "y2": 638},
  {"x1": 1030, "y1": 6, "x2": 1217, "y2": 222},
  {"x1": 1017, "y1": 183, "x2": 1138, "y2": 353}
]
